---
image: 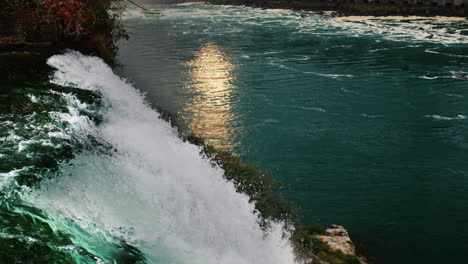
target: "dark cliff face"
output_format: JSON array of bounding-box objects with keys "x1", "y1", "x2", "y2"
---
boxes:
[
  {"x1": 125, "y1": 0, "x2": 201, "y2": 4},
  {"x1": 0, "y1": 19, "x2": 17, "y2": 37},
  {"x1": 0, "y1": 0, "x2": 126, "y2": 66},
  {"x1": 0, "y1": 0, "x2": 127, "y2": 83}
]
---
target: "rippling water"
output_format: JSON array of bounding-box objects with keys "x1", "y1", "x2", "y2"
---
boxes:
[
  {"x1": 0, "y1": 50, "x2": 295, "y2": 263},
  {"x1": 118, "y1": 4, "x2": 468, "y2": 264}
]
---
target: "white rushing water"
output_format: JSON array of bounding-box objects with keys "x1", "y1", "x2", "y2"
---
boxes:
[
  {"x1": 123, "y1": 4, "x2": 468, "y2": 46},
  {"x1": 23, "y1": 51, "x2": 296, "y2": 264}
]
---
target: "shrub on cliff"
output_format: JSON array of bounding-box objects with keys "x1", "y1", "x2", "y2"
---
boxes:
[
  {"x1": 0, "y1": 0, "x2": 127, "y2": 64},
  {"x1": 0, "y1": 0, "x2": 121, "y2": 36},
  {"x1": 39, "y1": 0, "x2": 94, "y2": 36},
  {"x1": 34, "y1": 0, "x2": 127, "y2": 40}
]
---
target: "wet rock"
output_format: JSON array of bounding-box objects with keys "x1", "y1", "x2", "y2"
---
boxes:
[
  {"x1": 315, "y1": 225, "x2": 355, "y2": 255},
  {"x1": 314, "y1": 225, "x2": 368, "y2": 264}
]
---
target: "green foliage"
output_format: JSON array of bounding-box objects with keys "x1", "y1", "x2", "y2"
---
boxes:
[
  {"x1": 290, "y1": 223, "x2": 326, "y2": 259},
  {"x1": 30, "y1": 0, "x2": 128, "y2": 39},
  {"x1": 0, "y1": 0, "x2": 128, "y2": 65},
  {"x1": 0, "y1": 0, "x2": 34, "y2": 14},
  {"x1": 304, "y1": 223, "x2": 327, "y2": 235}
]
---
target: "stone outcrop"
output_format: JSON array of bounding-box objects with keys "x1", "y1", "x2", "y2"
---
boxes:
[
  {"x1": 315, "y1": 225, "x2": 356, "y2": 256},
  {"x1": 314, "y1": 225, "x2": 368, "y2": 264}
]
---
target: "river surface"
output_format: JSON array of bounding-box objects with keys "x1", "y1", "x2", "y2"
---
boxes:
[
  {"x1": 117, "y1": 4, "x2": 468, "y2": 264},
  {"x1": 0, "y1": 3, "x2": 467, "y2": 264}
]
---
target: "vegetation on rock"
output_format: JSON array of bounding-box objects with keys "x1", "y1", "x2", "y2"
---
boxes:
[{"x1": 0, "y1": 0, "x2": 128, "y2": 64}]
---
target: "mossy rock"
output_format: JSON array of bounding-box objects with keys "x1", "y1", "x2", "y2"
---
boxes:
[{"x1": 312, "y1": 237, "x2": 363, "y2": 264}]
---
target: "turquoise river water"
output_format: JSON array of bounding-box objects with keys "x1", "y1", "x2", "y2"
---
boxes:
[
  {"x1": 118, "y1": 4, "x2": 468, "y2": 264},
  {"x1": 0, "y1": 3, "x2": 467, "y2": 264}
]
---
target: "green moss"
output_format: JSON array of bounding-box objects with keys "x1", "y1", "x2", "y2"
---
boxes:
[
  {"x1": 289, "y1": 223, "x2": 327, "y2": 260},
  {"x1": 304, "y1": 223, "x2": 327, "y2": 235}
]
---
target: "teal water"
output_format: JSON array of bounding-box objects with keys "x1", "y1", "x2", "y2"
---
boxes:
[
  {"x1": 118, "y1": 4, "x2": 468, "y2": 264},
  {"x1": 0, "y1": 51, "x2": 296, "y2": 263},
  {"x1": 1, "y1": 3, "x2": 467, "y2": 264}
]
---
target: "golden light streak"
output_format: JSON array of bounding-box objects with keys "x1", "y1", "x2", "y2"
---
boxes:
[{"x1": 182, "y1": 42, "x2": 240, "y2": 150}]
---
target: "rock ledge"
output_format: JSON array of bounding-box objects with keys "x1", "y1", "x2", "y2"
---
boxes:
[{"x1": 314, "y1": 225, "x2": 368, "y2": 264}]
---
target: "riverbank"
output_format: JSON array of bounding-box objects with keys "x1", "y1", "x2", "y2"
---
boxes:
[{"x1": 206, "y1": 1, "x2": 468, "y2": 17}]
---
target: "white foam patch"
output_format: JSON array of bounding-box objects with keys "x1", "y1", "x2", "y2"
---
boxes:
[
  {"x1": 304, "y1": 72, "x2": 354, "y2": 79},
  {"x1": 361, "y1": 113, "x2": 384, "y2": 118},
  {"x1": 425, "y1": 114, "x2": 467, "y2": 120},
  {"x1": 301, "y1": 107, "x2": 327, "y2": 112},
  {"x1": 25, "y1": 51, "x2": 296, "y2": 264},
  {"x1": 419, "y1": 76, "x2": 441, "y2": 80},
  {"x1": 0, "y1": 166, "x2": 33, "y2": 191},
  {"x1": 28, "y1": 94, "x2": 39, "y2": 103},
  {"x1": 0, "y1": 232, "x2": 39, "y2": 243},
  {"x1": 327, "y1": 18, "x2": 468, "y2": 45},
  {"x1": 123, "y1": 4, "x2": 467, "y2": 45},
  {"x1": 425, "y1": 48, "x2": 468, "y2": 57}
]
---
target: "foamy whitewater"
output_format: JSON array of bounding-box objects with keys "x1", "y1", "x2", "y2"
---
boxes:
[
  {"x1": 115, "y1": 4, "x2": 468, "y2": 264},
  {"x1": 22, "y1": 51, "x2": 296, "y2": 264}
]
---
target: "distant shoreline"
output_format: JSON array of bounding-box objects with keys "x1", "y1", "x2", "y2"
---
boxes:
[
  {"x1": 206, "y1": 1, "x2": 468, "y2": 18},
  {"x1": 334, "y1": 15, "x2": 466, "y2": 21}
]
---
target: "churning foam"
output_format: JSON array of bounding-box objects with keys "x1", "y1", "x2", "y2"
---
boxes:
[
  {"x1": 123, "y1": 4, "x2": 467, "y2": 45},
  {"x1": 327, "y1": 17, "x2": 468, "y2": 45},
  {"x1": 24, "y1": 51, "x2": 296, "y2": 264}
]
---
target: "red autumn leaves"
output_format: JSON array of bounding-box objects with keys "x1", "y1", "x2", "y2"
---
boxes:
[{"x1": 40, "y1": 0, "x2": 93, "y2": 35}]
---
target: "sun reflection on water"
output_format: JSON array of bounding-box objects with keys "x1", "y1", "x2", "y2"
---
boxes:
[{"x1": 182, "y1": 42, "x2": 240, "y2": 150}]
